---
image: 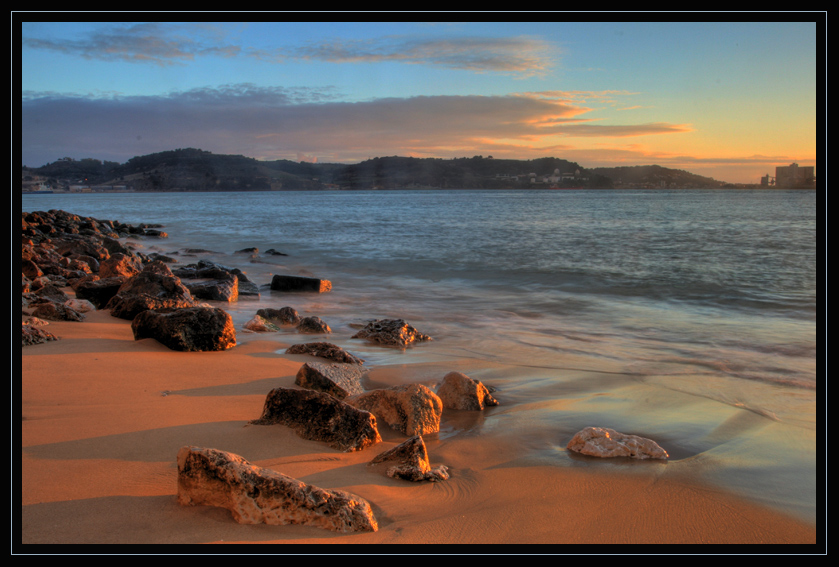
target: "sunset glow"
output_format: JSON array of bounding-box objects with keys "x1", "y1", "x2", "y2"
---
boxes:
[{"x1": 19, "y1": 18, "x2": 819, "y2": 184}]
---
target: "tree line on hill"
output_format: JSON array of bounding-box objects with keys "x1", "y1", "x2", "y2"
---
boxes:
[{"x1": 22, "y1": 147, "x2": 729, "y2": 192}]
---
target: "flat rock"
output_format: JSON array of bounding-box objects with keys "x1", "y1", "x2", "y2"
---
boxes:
[
  {"x1": 346, "y1": 384, "x2": 442, "y2": 436},
  {"x1": 285, "y1": 342, "x2": 364, "y2": 364},
  {"x1": 295, "y1": 361, "x2": 365, "y2": 399},
  {"x1": 257, "y1": 306, "x2": 301, "y2": 325},
  {"x1": 177, "y1": 446, "x2": 378, "y2": 532},
  {"x1": 271, "y1": 274, "x2": 332, "y2": 293},
  {"x1": 436, "y1": 371, "x2": 499, "y2": 410},
  {"x1": 250, "y1": 387, "x2": 381, "y2": 452},
  {"x1": 566, "y1": 426, "x2": 669, "y2": 460},
  {"x1": 369, "y1": 435, "x2": 449, "y2": 482},
  {"x1": 351, "y1": 319, "x2": 431, "y2": 348}
]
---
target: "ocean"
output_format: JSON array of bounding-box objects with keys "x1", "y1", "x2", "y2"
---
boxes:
[{"x1": 20, "y1": 188, "x2": 820, "y2": 523}]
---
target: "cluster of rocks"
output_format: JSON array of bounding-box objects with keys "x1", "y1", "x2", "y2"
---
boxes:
[{"x1": 244, "y1": 306, "x2": 332, "y2": 335}]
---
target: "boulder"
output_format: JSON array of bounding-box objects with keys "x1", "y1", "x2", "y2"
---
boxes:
[
  {"x1": 285, "y1": 342, "x2": 364, "y2": 364},
  {"x1": 369, "y1": 435, "x2": 450, "y2": 482},
  {"x1": 106, "y1": 262, "x2": 196, "y2": 320},
  {"x1": 30, "y1": 301, "x2": 85, "y2": 322},
  {"x1": 297, "y1": 316, "x2": 331, "y2": 334},
  {"x1": 243, "y1": 314, "x2": 281, "y2": 332},
  {"x1": 74, "y1": 275, "x2": 129, "y2": 309},
  {"x1": 183, "y1": 275, "x2": 239, "y2": 302},
  {"x1": 295, "y1": 361, "x2": 365, "y2": 399},
  {"x1": 566, "y1": 426, "x2": 669, "y2": 460},
  {"x1": 346, "y1": 384, "x2": 443, "y2": 436},
  {"x1": 131, "y1": 306, "x2": 237, "y2": 352},
  {"x1": 99, "y1": 252, "x2": 143, "y2": 279},
  {"x1": 271, "y1": 274, "x2": 332, "y2": 293},
  {"x1": 173, "y1": 260, "x2": 256, "y2": 300},
  {"x1": 256, "y1": 306, "x2": 301, "y2": 325},
  {"x1": 436, "y1": 371, "x2": 499, "y2": 410},
  {"x1": 250, "y1": 387, "x2": 381, "y2": 452},
  {"x1": 177, "y1": 446, "x2": 377, "y2": 532},
  {"x1": 351, "y1": 319, "x2": 432, "y2": 348}
]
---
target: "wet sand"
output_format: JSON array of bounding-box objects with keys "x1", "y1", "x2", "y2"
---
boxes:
[{"x1": 20, "y1": 308, "x2": 818, "y2": 549}]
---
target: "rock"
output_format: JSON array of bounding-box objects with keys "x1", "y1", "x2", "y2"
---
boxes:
[
  {"x1": 30, "y1": 301, "x2": 85, "y2": 322},
  {"x1": 73, "y1": 275, "x2": 128, "y2": 309},
  {"x1": 64, "y1": 298, "x2": 96, "y2": 313},
  {"x1": 131, "y1": 306, "x2": 237, "y2": 352},
  {"x1": 106, "y1": 262, "x2": 196, "y2": 320},
  {"x1": 297, "y1": 316, "x2": 331, "y2": 334},
  {"x1": 346, "y1": 384, "x2": 443, "y2": 436},
  {"x1": 436, "y1": 371, "x2": 499, "y2": 410},
  {"x1": 176, "y1": 446, "x2": 377, "y2": 532},
  {"x1": 566, "y1": 426, "x2": 669, "y2": 460},
  {"x1": 173, "y1": 261, "x2": 246, "y2": 302},
  {"x1": 351, "y1": 319, "x2": 432, "y2": 348},
  {"x1": 234, "y1": 247, "x2": 258, "y2": 254},
  {"x1": 369, "y1": 436, "x2": 450, "y2": 482},
  {"x1": 99, "y1": 252, "x2": 143, "y2": 279},
  {"x1": 295, "y1": 361, "x2": 365, "y2": 399},
  {"x1": 270, "y1": 274, "x2": 332, "y2": 293},
  {"x1": 285, "y1": 342, "x2": 364, "y2": 364},
  {"x1": 256, "y1": 306, "x2": 301, "y2": 325},
  {"x1": 22, "y1": 322, "x2": 59, "y2": 346},
  {"x1": 243, "y1": 314, "x2": 281, "y2": 332},
  {"x1": 251, "y1": 387, "x2": 381, "y2": 452},
  {"x1": 265, "y1": 248, "x2": 287, "y2": 256},
  {"x1": 183, "y1": 275, "x2": 239, "y2": 302}
]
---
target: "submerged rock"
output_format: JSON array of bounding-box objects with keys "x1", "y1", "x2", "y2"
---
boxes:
[
  {"x1": 257, "y1": 306, "x2": 301, "y2": 325},
  {"x1": 270, "y1": 274, "x2": 332, "y2": 293},
  {"x1": 285, "y1": 342, "x2": 364, "y2": 365},
  {"x1": 297, "y1": 316, "x2": 331, "y2": 334},
  {"x1": 351, "y1": 319, "x2": 432, "y2": 348},
  {"x1": 566, "y1": 426, "x2": 669, "y2": 460},
  {"x1": 177, "y1": 446, "x2": 378, "y2": 532}
]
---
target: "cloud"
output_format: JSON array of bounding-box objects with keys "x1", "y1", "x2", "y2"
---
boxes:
[
  {"x1": 22, "y1": 22, "x2": 241, "y2": 66},
  {"x1": 281, "y1": 35, "x2": 557, "y2": 76},
  {"x1": 21, "y1": 85, "x2": 692, "y2": 166}
]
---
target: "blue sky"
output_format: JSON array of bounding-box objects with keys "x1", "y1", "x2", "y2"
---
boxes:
[{"x1": 19, "y1": 17, "x2": 819, "y2": 183}]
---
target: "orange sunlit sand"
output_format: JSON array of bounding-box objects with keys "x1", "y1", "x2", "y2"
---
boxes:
[{"x1": 21, "y1": 307, "x2": 817, "y2": 546}]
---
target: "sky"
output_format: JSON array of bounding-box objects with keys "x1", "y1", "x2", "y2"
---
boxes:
[{"x1": 18, "y1": 16, "x2": 820, "y2": 184}]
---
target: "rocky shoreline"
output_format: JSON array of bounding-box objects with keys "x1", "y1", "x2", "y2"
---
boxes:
[{"x1": 22, "y1": 209, "x2": 673, "y2": 533}]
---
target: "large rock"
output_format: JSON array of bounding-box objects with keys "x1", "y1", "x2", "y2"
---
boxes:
[
  {"x1": 295, "y1": 361, "x2": 365, "y2": 399},
  {"x1": 73, "y1": 275, "x2": 128, "y2": 309},
  {"x1": 436, "y1": 371, "x2": 499, "y2": 410},
  {"x1": 29, "y1": 300, "x2": 85, "y2": 322},
  {"x1": 351, "y1": 319, "x2": 431, "y2": 348},
  {"x1": 182, "y1": 275, "x2": 239, "y2": 302},
  {"x1": 99, "y1": 252, "x2": 143, "y2": 279},
  {"x1": 22, "y1": 322, "x2": 59, "y2": 346},
  {"x1": 566, "y1": 427, "x2": 669, "y2": 460},
  {"x1": 346, "y1": 384, "x2": 442, "y2": 436},
  {"x1": 285, "y1": 342, "x2": 364, "y2": 364},
  {"x1": 173, "y1": 260, "x2": 256, "y2": 300},
  {"x1": 250, "y1": 387, "x2": 381, "y2": 452},
  {"x1": 131, "y1": 306, "x2": 237, "y2": 352},
  {"x1": 270, "y1": 274, "x2": 332, "y2": 293},
  {"x1": 369, "y1": 435, "x2": 449, "y2": 482},
  {"x1": 106, "y1": 261, "x2": 196, "y2": 320},
  {"x1": 177, "y1": 446, "x2": 378, "y2": 532}
]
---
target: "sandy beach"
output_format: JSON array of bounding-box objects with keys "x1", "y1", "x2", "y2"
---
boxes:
[{"x1": 20, "y1": 304, "x2": 818, "y2": 550}]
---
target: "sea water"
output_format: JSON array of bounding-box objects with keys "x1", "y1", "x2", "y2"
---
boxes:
[{"x1": 20, "y1": 188, "x2": 820, "y2": 521}]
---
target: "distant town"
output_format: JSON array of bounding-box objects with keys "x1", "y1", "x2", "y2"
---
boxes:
[{"x1": 20, "y1": 149, "x2": 817, "y2": 194}]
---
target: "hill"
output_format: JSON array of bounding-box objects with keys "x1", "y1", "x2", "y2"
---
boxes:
[{"x1": 21, "y1": 148, "x2": 728, "y2": 192}]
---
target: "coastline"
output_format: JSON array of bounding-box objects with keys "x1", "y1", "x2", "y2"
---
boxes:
[{"x1": 21, "y1": 308, "x2": 818, "y2": 548}]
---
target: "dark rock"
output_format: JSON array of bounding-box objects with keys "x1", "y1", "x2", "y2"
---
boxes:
[
  {"x1": 183, "y1": 275, "x2": 239, "y2": 302},
  {"x1": 131, "y1": 306, "x2": 236, "y2": 351},
  {"x1": 177, "y1": 446, "x2": 378, "y2": 532},
  {"x1": 270, "y1": 274, "x2": 332, "y2": 293},
  {"x1": 297, "y1": 316, "x2": 331, "y2": 334},
  {"x1": 351, "y1": 318, "x2": 432, "y2": 348},
  {"x1": 264, "y1": 248, "x2": 288, "y2": 256},
  {"x1": 369, "y1": 435, "x2": 450, "y2": 482},
  {"x1": 250, "y1": 387, "x2": 381, "y2": 452},
  {"x1": 74, "y1": 275, "x2": 129, "y2": 309},
  {"x1": 256, "y1": 306, "x2": 300, "y2": 325},
  {"x1": 22, "y1": 322, "x2": 59, "y2": 346},
  {"x1": 234, "y1": 247, "x2": 258, "y2": 254},
  {"x1": 295, "y1": 361, "x2": 365, "y2": 399},
  {"x1": 30, "y1": 301, "x2": 85, "y2": 322},
  {"x1": 285, "y1": 342, "x2": 364, "y2": 364}
]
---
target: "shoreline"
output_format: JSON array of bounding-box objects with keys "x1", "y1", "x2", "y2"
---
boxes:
[{"x1": 21, "y1": 309, "x2": 819, "y2": 548}]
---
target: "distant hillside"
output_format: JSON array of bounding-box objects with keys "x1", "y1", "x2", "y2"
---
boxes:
[{"x1": 21, "y1": 148, "x2": 729, "y2": 192}]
